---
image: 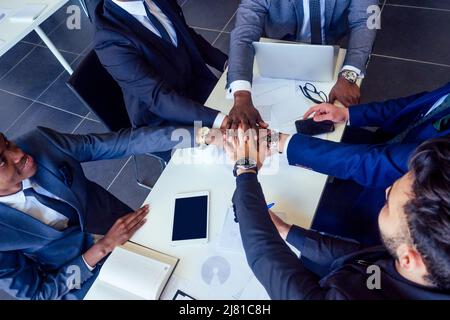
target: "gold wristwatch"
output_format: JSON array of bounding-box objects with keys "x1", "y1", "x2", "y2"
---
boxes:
[{"x1": 196, "y1": 127, "x2": 211, "y2": 146}]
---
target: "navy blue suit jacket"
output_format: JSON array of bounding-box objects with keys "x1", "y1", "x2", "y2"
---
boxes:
[
  {"x1": 94, "y1": 0, "x2": 227, "y2": 128},
  {"x1": 287, "y1": 82, "x2": 450, "y2": 188},
  {"x1": 0, "y1": 125, "x2": 190, "y2": 300},
  {"x1": 232, "y1": 173, "x2": 450, "y2": 299}
]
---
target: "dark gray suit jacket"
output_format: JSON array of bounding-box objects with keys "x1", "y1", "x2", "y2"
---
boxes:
[
  {"x1": 228, "y1": 0, "x2": 378, "y2": 85},
  {"x1": 232, "y1": 173, "x2": 450, "y2": 299}
]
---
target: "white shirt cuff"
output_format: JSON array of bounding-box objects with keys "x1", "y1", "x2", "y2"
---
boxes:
[
  {"x1": 341, "y1": 65, "x2": 364, "y2": 79},
  {"x1": 226, "y1": 80, "x2": 252, "y2": 99},
  {"x1": 283, "y1": 135, "x2": 293, "y2": 155},
  {"x1": 213, "y1": 112, "x2": 227, "y2": 129},
  {"x1": 82, "y1": 255, "x2": 95, "y2": 271}
]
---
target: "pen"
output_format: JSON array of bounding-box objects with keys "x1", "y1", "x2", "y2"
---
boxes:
[{"x1": 267, "y1": 202, "x2": 275, "y2": 209}]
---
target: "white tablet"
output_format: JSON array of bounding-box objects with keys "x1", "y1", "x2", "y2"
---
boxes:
[{"x1": 171, "y1": 191, "x2": 209, "y2": 246}]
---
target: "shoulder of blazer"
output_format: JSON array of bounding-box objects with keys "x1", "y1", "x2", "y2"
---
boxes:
[
  {"x1": 19, "y1": 127, "x2": 76, "y2": 161},
  {"x1": 94, "y1": 0, "x2": 136, "y2": 46}
]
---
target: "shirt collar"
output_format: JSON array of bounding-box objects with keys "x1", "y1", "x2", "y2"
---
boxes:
[
  {"x1": 0, "y1": 179, "x2": 32, "y2": 205},
  {"x1": 112, "y1": 0, "x2": 147, "y2": 17}
]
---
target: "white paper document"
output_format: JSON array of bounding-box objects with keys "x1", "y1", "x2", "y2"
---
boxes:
[
  {"x1": 0, "y1": 7, "x2": 12, "y2": 24},
  {"x1": 9, "y1": 4, "x2": 47, "y2": 23},
  {"x1": 85, "y1": 243, "x2": 178, "y2": 300},
  {"x1": 217, "y1": 206, "x2": 244, "y2": 254}
]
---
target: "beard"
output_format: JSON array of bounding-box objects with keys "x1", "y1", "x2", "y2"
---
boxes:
[{"x1": 379, "y1": 226, "x2": 403, "y2": 259}]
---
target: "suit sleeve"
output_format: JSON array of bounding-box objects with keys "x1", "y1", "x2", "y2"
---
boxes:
[
  {"x1": 286, "y1": 134, "x2": 417, "y2": 187},
  {"x1": 232, "y1": 173, "x2": 348, "y2": 300},
  {"x1": 227, "y1": 0, "x2": 270, "y2": 85},
  {"x1": 0, "y1": 251, "x2": 94, "y2": 300},
  {"x1": 343, "y1": 0, "x2": 378, "y2": 74},
  {"x1": 286, "y1": 225, "x2": 362, "y2": 271},
  {"x1": 94, "y1": 36, "x2": 219, "y2": 127},
  {"x1": 349, "y1": 91, "x2": 428, "y2": 127},
  {"x1": 38, "y1": 126, "x2": 195, "y2": 163}
]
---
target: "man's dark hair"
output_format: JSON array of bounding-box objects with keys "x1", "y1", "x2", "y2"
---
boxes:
[{"x1": 405, "y1": 136, "x2": 450, "y2": 289}]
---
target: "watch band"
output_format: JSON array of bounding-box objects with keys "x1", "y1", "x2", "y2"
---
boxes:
[{"x1": 233, "y1": 158, "x2": 258, "y2": 177}]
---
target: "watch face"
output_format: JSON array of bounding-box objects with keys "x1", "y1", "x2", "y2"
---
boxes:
[
  {"x1": 342, "y1": 70, "x2": 357, "y2": 83},
  {"x1": 236, "y1": 158, "x2": 257, "y2": 167}
]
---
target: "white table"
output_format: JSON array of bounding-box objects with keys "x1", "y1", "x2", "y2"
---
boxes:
[
  {"x1": 131, "y1": 47, "x2": 353, "y2": 300},
  {"x1": 0, "y1": 0, "x2": 73, "y2": 74}
]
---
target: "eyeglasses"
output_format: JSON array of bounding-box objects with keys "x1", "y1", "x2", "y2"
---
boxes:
[{"x1": 299, "y1": 82, "x2": 328, "y2": 104}]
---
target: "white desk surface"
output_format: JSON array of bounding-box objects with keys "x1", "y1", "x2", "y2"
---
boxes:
[
  {"x1": 131, "y1": 48, "x2": 350, "y2": 300},
  {"x1": 0, "y1": 0, "x2": 68, "y2": 56}
]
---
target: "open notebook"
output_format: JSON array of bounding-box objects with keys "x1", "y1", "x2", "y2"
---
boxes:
[{"x1": 84, "y1": 242, "x2": 178, "y2": 300}]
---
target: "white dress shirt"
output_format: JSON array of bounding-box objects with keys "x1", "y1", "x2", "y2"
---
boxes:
[
  {"x1": 0, "y1": 179, "x2": 94, "y2": 270},
  {"x1": 425, "y1": 93, "x2": 449, "y2": 117},
  {"x1": 113, "y1": 0, "x2": 226, "y2": 128},
  {"x1": 227, "y1": 0, "x2": 362, "y2": 98},
  {"x1": 112, "y1": 0, "x2": 178, "y2": 46}
]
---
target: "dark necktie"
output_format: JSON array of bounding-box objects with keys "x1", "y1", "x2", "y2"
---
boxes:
[
  {"x1": 24, "y1": 187, "x2": 79, "y2": 226},
  {"x1": 143, "y1": 0, "x2": 173, "y2": 45},
  {"x1": 388, "y1": 94, "x2": 450, "y2": 144},
  {"x1": 309, "y1": 0, "x2": 323, "y2": 45}
]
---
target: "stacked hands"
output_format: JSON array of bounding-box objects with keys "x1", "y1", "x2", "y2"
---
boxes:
[
  {"x1": 92, "y1": 102, "x2": 349, "y2": 261},
  {"x1": 202, "y1": 101, "x2": 350, "y2": 157}
]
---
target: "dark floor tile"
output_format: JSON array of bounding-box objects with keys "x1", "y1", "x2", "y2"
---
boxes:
[
  {"x1": 0, "y1": 91, "x2": 33, "y2": 132},
  {"x1": 0, "y1": 42, "x2": 35, "y2": 79},
  {"x1": 73, "y1": 119, "x2": 128, "y2": 190},
  {"x1": 22, "y1": 0, "x2": 78, "y2": 44},
  {"x1": 81, "y1": 158, "x2": 129, "y2": 191},
  {"x1": 224, "y1": 13, "x2": 236, "y2": 32},
  {"x1": 182, "y1": 0, "x2": 239, "y2": 30},
  {"x1": 360, "y1": 55, "x2": 450, "y2": 103},
  {"x1": 0, "y1": 46, "x2": 78, "y2": 100},
  {"x1": 214, "y1": 32, "x2": 230, "y2": 56},
  {"x1": 193, "y1": 28, "x2": 220, "y2": 43},
  {"x1": 46, "y1": 8, "x2": 95, "y2": 55},
  {"x1": 0, "y1": 290, "x2": 14, "y2": 300},
  {"x1": 6, "y1": 102, "x2": 83, "y2": 139},
  {"x1": 386, "y1": 0, "x2": 450, "y2": 10},
  {"x1": 107, "y1": 159, "x2": 156, "y2": 210},
  {"x1": 37, "y1": 56, "x2": 89, "y2": 117},
  {"x1": 373, "y1": 5, "x2": 450, "y2": 65}
]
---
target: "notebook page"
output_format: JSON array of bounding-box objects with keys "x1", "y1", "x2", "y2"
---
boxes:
[
  {"x1": 98, "y1": 246, "x2": 171, "y2": 300},
  {"x1": 85, "y1": 280, "x2": 144, "y2": 300}
]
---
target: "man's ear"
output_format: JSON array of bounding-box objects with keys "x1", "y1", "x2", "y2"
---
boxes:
[{"x1": 398, "y1": 244, "x2": 427, "y2": 272}]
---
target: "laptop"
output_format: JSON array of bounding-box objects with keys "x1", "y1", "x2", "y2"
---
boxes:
[{"x1": 253, "y1": 41, "x2": 336, "y2": 82}]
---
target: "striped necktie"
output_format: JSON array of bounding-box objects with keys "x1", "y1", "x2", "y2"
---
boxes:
[
  {"x1": 388, "y1": 94, "x2": 450, "y2": 144},
  {"x1": 143, "y1": 0, "x2": 173, "y2": 45},
  {"x1": 309, "y1": 0, "x2": 323, "y2": 45}
]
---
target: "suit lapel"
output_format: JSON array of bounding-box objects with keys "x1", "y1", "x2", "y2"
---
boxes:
[
  {"x1": 324, "y1": 0, "x2": 336, "y2": 35},
  {"x1": 152, "y1": 0, "x2": 206, "y2": 65},
  {"x1": 32, "y1": 163, "x2": 82, "y2": 216},
  {"x1": 293, "y1": 0, "x2": 304, "y2": 40},
  {"x1": 0, "y1": 203, "x2": 66, "y2": 244},
  {"x1": 105, "y1": 0, "x2": 174, "y2": 53},
  {"x1": 385, "y1": 86, "x2": 450, "y2": 129}
]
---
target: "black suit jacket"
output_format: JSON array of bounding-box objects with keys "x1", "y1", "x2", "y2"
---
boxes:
[
  {"x1": 232, "y1": 173, "x2": 450, "y2": 300},
  {"x1": 94, "y1": 0, "x2": 228, "y2": 128}
]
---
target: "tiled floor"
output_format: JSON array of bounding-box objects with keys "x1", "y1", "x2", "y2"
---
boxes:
[{"x1": 0, "y1": 0, "x2": 449, "y2": 299}]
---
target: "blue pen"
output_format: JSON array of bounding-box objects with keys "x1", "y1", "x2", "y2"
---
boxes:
[{"x1": 267, "y1": 202, "x2": 275, "y2": 209}]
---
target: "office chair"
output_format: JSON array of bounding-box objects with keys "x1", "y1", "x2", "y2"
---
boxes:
[{"x1": 67, "y1": 50, "x2": 166, "y2": 190}]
